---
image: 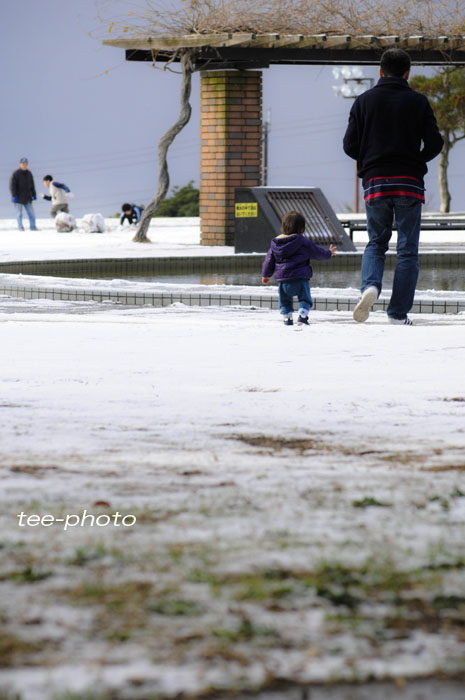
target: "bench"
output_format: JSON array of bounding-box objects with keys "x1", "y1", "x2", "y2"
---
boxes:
[{"x1": 339, "y1": 216, "x2": 465, "y2": 241}]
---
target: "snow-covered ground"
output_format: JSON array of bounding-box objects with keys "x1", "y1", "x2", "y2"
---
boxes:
[
  {"x1": 0, "y1": 218, "x2": 465, "y2": 699},
  {"x1": 1, "y1": 215, "x2": 464, "y2": 262},
  {"x1": 0, "y1": 217, "x2": 230, "y2": 261}
]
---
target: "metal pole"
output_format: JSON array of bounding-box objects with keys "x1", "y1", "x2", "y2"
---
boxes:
[{"x1": 262, "y1": 108, "x2": 271, "y2": 186}]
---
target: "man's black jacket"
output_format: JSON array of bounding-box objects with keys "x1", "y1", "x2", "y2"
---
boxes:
[
  {"x1": 9, "y1": 168, "x2": 37, "y2": 204},
  {"x1": 343, "y1": 77, "x2": 444, "y2": 184}
]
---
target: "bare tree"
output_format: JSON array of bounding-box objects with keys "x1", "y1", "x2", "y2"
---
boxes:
[{"x1": 133, "y1": 51, "x2": 194, "y2": 242}]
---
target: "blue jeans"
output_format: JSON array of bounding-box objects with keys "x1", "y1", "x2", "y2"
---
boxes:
[
  {"x1": 278, "y1": 279, "x2": 313, "y2": 316},
  {"x1": 14, "y1": 202, "x2": 37, "y2": 230},
  {"x1": 362, "y1": 196, "x2": 422, "y2": 319}
]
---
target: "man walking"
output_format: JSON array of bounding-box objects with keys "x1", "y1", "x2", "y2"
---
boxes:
[
  {"x1": 9, "y1": 158, "x2": 38, "y2": 231},
  {"x1": 343, "y1": 48, "x2": 443, "y2": 325}
]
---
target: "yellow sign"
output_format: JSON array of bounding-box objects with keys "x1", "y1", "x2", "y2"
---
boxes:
[{"x1": 235, "y1": 202, "x2": 258, "y2": 218}]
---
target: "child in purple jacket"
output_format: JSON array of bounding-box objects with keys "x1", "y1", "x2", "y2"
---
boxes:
[{"x1": 262, "y1": 211, "x2": 337, "y2": 326}]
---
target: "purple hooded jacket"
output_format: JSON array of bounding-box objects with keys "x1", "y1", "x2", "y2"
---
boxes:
[{"x1": 262, "y1": 234, "x2": 332, "y2": 282}]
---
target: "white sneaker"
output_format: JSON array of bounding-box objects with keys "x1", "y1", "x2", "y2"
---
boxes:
[
  {"x1": 353, "y1": 286, "x2": 378, "y2": 323},
  {"x1": 388, "y1": 316, "x2": 413, "y2": 326}
]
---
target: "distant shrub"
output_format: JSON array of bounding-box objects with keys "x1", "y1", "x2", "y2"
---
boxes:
[{"x1": 153, "y1": 181, "x2": 199, "y2": 217}]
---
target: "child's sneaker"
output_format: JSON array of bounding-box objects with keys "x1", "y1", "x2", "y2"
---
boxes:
[
  {"x1": 353, "y1": 285, "x2": 378, "y2": 323},
  {"x1": 296, "y1": 315, "x2": 309, "y2": 326},
  {"x1": 388, "y1": 316, "x2": 413, "y2": 325},
  {"x1": 283, "y1": 315, "x2": 293, "y2": 326}
]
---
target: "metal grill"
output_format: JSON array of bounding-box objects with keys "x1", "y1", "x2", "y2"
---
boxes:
[
  {"x1": 234, "y1": 187, "x2": 355, "y2": 253},
  {"x1": 266, "y1": 190, "x2": 344, "y2": 246}
]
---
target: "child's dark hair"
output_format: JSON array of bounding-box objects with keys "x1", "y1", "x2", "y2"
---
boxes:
[
  {"x1": 380, "y1": 48, "x2": 411, "y2": 78},
  {"x1": 122, "y1": 203, "x2": 132, "y2": 212},
  {"x1": 43, "y1": 175, "x2": 53, "y2": 182},
  {"x1": 281, "y1": 210, "x2": 305, "y2": 235}
]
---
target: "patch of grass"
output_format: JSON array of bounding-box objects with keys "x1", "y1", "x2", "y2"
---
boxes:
[
  {"x1": 168, "y1": 543, "x2": 187, "y2": 562},
  {"x1": 230, "y1": 434, "x2": 326, "y2": 454},
  {"x1": 64, "y1": 580, "x2": 156, "y2": 642},
  {"x1": 64, "y1": 580, "x2": 207, "y2": 640},
  {"x1": 384, "y1": 593, "x2": 465, "y2": 635},
  {"x1": 192, "y1": 559, "x2": 461, "y2": 620},
  {"x1": 451, "y1": 487, "x2": 465, "y2": 498},
  {"x1": 425, "y1": 558, "x2": 465, "y2": 572},
  {"x1": 196, "y1": 564, "x2": 368, "y2": 611},
  {"x1": 427, "y1": 488, "x2": 465, "y2": 504},
  {"x1": 59, "y1": 554, "x2": 465, "y2": 653},
  {"x1": 147, "y1": 598, "x2": 204, "y2": 616},
  {"x1": 380, "y1": 452, "x2": 423, "y2": 465},
  {"x1": 188, "y1": 568, "x2": 222, "y2": 596},
  {"x1": 51, "y1": 692, "x2": 113, "y2": 700},
  {"x1": 198, "y1": 643, "x2": 252, "y2": 665},
  {"x1": 428, "y1": 495, "x2": 450, "y2": 510},
  {"x1": 352, "y1": 496, "x2": 391, "y2": 508},
  {"x1": 104, "y1": 628, "x2": 133, "y2": 643},
  {"x1": 310, "y1": 563, "x2": 363, "y2": 589},
  {"x1": 432, "y1": 594, "x2": 465, "y2": 610},
  {"x1": 5, "y1": 566, "x2": 52, "y2": 583},
  {"x1": 306, "y1": 564, "x2": 364, "y2": 609},
  {"x1": 67, "y1": 545, "x2": 109, "y2": 566},
  {"x1": 66, "y1": 581, "x2": 152, "y2": 608},
  {"x1": 9, "y1": 464, "x2": 57, "y2": 474},
  {"x1": 230, "y1": 433, "x2": 431, "y2": 466},
  {"x1": 0, "y1": 630, "x2": 42, "y2": 667},
  {"x1": 234, "y1": 578, "x2": 294, "y2": 603},
  {"x1": 422, "y1": 464, "x2": 465, "y2": 472},
  {"x1": 0, "y1": 692, "x2": 23, "y2": 700},
  {"x1": 212, "y1": 615, "x2": 280, "y2": 645},
  {"x1": 315, "y1": 587, "x2": 361, "y2": 609}
]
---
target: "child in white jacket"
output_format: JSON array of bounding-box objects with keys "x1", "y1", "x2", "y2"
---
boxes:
[{"x1": 41, "y1": 175, "x2": 72, "y2": 218}]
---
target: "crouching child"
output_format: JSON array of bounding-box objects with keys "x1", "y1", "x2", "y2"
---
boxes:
[{"x1": 262, "y1": 211, "x2": 337, "y2": 326}]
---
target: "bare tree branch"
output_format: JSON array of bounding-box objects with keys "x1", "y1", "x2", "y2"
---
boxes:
[{"x1": 101, "y1": 0, "x2": 465, "y2": 38}]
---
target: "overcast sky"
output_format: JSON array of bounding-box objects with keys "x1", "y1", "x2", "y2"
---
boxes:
[{"x1": 2, "y1": 0, "x2": 464, "y2": 220}]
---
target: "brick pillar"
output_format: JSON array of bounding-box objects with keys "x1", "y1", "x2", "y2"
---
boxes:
[{"x1": 200, "y1": 71, "x2": 263, "y2": 246}]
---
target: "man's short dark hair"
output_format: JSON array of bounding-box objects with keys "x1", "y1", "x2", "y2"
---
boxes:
[
  {"x1": 122, "y1": 203, "x2": 132, "y2": 212},
  {"x1": 281, "y1": 210, "x2": 305, "y2": 235},
  {"x1": 43, "y1": 175, "x2": 53, "y2": 182},
  {"x1": 380, "y1": 48, "x2": 411, "y2": 78}
]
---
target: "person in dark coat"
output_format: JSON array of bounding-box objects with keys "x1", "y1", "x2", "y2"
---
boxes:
[
  {"x1": 262, "y1": 210, "x2": 337, "y2": 326},
  {"x1": 9, "y1": 158, "x2": 38, "y2": 231},
  {"x1": 343, "y1": 48, "x2": 444, "y2": 325}
]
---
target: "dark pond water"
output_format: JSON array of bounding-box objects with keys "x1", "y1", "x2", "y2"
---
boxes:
[{"x1": 97, "y1": 268, "x2": 464, "y2": 291}]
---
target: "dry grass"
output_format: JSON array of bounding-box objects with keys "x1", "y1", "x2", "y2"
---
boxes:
[
  {"x1": 0, "y1": 630, "x2": 44, "y2": 668},
  {"x1": 99, "y1": 0, "x2": 465, "y2": 39},
  {"x1": 229, "y1": 432, "x2": 438, "y2": 465}
]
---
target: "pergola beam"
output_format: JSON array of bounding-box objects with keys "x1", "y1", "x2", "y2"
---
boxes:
[{"x1": 104, "y1": 33, "x2": 465, "y2": 67}]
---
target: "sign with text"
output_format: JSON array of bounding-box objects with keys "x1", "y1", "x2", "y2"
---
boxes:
[{"x1": 235, "y1": 202, "x2": 258, "y2": 218}]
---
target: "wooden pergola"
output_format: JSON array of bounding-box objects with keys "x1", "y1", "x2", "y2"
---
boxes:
[
  {"x1": 104, "y1": 33, "x2": 465, "y2": 245},
  {"x1": 105, "y1": 33, "x2": 465, "y2": 68}
]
